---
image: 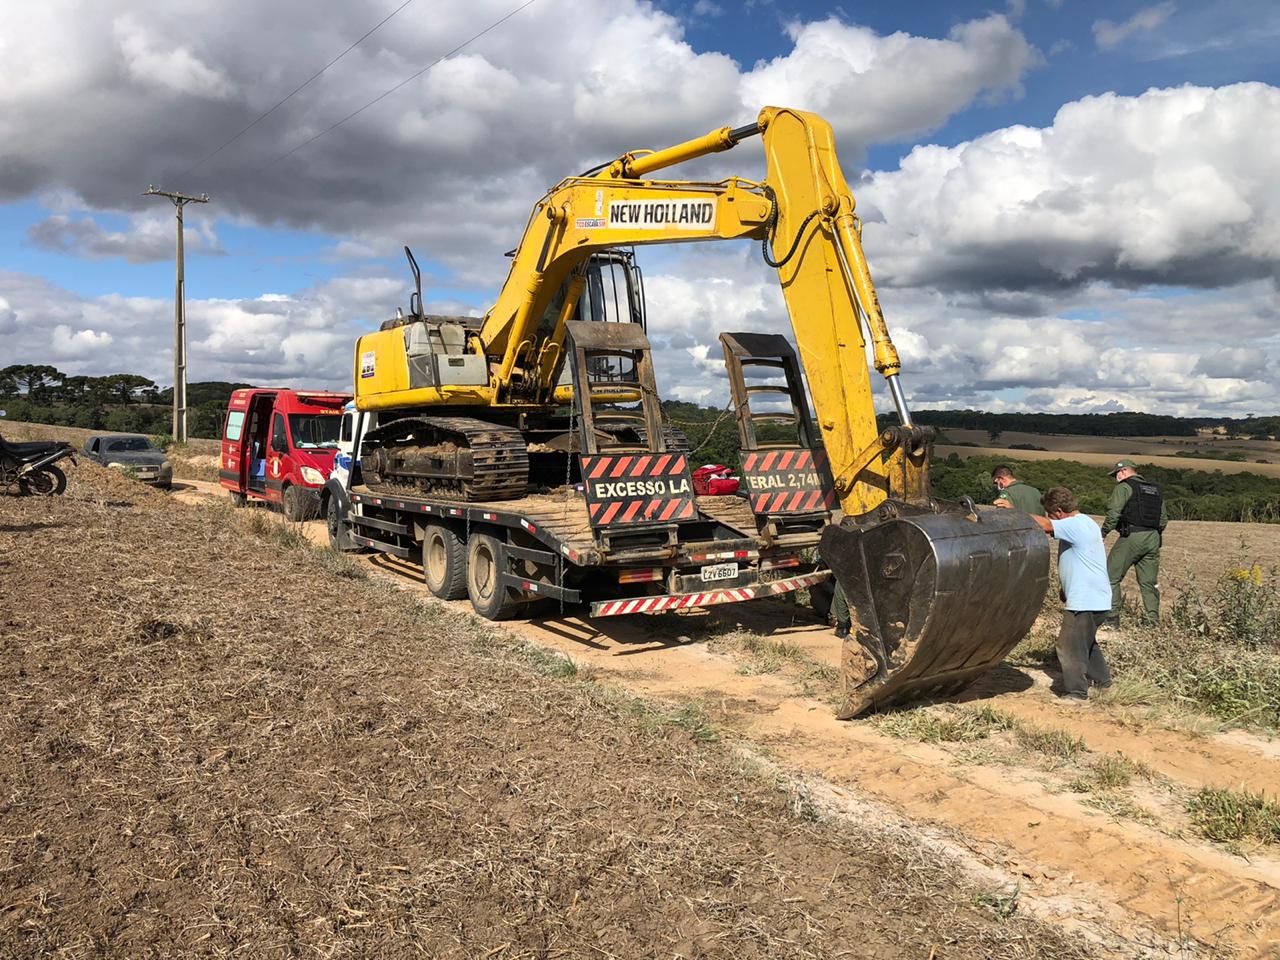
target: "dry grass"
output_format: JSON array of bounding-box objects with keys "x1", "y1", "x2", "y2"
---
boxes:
[
  {"x1": 873, "y1": 703, "x2": 1017, "y2": 744},
  {"x1": 1014, "y1": 725, "x2": 1088, "y2": 763},
  {"x1": 702, "y1": 626, "x2": 840, "y2": 700},
  {"x1": 0, "y1": 463, "x2": 1100, "y2": 959}
]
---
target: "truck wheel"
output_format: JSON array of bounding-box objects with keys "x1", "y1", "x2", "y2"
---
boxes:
[
  {"x1": 326, "y1": 495, "x2": 360, "y2": 552},
  {"x1": 423, "y1": 522, "x2": 467, "y2": 600},
  {"x1": 466, "y1": 532, "x2": 522, "y2": 621},
  {"x1": 283, "y1": 485, "x2": 315, "y2": 521},
  {"x1": 229, "y1": 491, "x2": 247, "y2": 507}
]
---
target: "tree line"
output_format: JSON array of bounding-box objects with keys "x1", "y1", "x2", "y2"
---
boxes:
[
  {"x1": 931, "y1": 453, "x2": 1280, "y2": 524},
  {"x1": 0, "y1": 364, "x2": 248, "y2": 439},
  {"x1": 892, "y1": 409, "x2": 1278, "y2": 440}
]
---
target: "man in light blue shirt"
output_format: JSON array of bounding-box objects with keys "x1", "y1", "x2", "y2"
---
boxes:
[{"x1": 999, "y1": 485, "x2": 1112, "y2": 701}]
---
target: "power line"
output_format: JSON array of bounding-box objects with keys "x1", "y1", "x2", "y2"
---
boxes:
[
  {"x1": 261, "y1": 0, "x2": 540, "y2": 171},
  {"x1": 176, "y1": 0, "x2": 419, "y2": 179}
]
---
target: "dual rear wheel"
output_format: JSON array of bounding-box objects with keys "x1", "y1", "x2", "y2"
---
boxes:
[{"x1": 421, "y1": 521, "x2": 522, "y2": 621}]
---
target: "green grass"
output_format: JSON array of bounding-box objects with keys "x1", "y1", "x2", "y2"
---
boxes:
[
  {"x1": 1066, "y1": 753, "x2": 1154, "y2": 794},
  {"x1": 1090, "y1": 753, "x2": 1136, "y2": 789},
  {"x1": 711, "y1": 629, "x2": 839, "y2": 691},
  {"x1": 597, "y1": 688, "x2": 720, "y2": 744},
  {"x1": 972, "y1": 885, "x2": 1020, "y2": 921},
  {"x1": 1013, "y1": 725, "x2": 1087, "y2": 762},
  {"x1": 1187, "y1": 787, "x2": 1280, "y2": 846},
  {"x1": 665, "y1": 702, "x2": 719, "y2": 742},
  {"x1": 519, "y1": 644, "x2": 580, "y2": 679},
  {"x1": 872, "y1": 703, "x2": 1016, "y2": 744},
  {"x1": 1091, "y1": 676, "x2": 1165, "y2": 708}
]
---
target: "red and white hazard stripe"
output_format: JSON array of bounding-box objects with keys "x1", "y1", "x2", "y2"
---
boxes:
[{"x1": 589, "y1": 570, "x2": 831, "y2": 618}]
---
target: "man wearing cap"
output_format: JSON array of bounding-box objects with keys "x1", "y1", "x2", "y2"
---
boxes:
[
  {"x1": 992, "y1": 465, "x2": 1042, "y2": 514},
  {"x1": 1101, "y1": 460, "x2": 1167, "y2": 627}
]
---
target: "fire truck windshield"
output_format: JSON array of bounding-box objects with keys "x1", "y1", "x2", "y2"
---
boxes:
[{"x1": 288, "y1": 414, "x2": 341, "y2": 449}]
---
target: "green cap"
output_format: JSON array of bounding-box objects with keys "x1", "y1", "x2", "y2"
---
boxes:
[{"x1": 1107, "y1": 458, "x2": 1137, "y2": 476}]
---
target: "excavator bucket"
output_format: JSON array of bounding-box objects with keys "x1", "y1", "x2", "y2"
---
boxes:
[{"x1": 820, "y1": 503, "x2": 1050, "y2": 718}]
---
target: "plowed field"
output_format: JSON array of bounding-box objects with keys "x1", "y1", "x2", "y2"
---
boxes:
[{"x1": 3, "y1": 464, "x2": 1112, "y2": 959}]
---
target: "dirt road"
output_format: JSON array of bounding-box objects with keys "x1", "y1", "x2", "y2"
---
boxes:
[{"x1": 175, "y1": 479, "x2": 1280, "y2": 957}]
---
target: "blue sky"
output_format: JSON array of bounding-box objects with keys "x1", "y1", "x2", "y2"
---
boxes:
[{"x1": 2, "y1": 0, "x2": 1278, "y2": 415}]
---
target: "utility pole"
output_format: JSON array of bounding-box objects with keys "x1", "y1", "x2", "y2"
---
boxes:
[{"x1": 144, "y1": 186, "x2": 209, "y2": 443}]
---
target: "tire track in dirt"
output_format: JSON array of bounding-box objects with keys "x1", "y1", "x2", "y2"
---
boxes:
[{"x1": 176, "y1": 487, "x2": 1280, "y2": 957}]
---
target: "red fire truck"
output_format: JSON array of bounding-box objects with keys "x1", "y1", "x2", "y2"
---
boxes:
[{"x1": 219, "y1": 388, "x2": 351, "y2": 519}]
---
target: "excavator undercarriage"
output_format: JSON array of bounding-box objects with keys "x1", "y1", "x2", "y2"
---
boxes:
[{"x1": 361, "y1": 416, "x2": 529, "y2": 501}]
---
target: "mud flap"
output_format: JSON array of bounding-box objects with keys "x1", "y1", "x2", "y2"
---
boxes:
[{"x1": 820, "y1": 503, "x2": 1050, "y2": 718}]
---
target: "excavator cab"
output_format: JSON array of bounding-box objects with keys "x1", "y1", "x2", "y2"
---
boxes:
[{"x1": 579, "y1": 251, "x2": 646, "y2": 330}]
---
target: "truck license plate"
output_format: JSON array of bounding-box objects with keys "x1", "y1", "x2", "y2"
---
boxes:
[{"x1": 700, "y1": 562, "x2": 738, "y2": 583}]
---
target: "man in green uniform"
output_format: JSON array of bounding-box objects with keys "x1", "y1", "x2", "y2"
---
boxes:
[
  {"x1": 1100, "y1": 459, "x2": 1167, "y2": 627},
  {"x1": 992, "y1": 465, "x2": 1042, "y2": 514}
]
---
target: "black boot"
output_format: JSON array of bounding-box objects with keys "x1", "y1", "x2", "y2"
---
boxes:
[{"x1": 834, "y1": 621, "x2": 851, "y2": 639}]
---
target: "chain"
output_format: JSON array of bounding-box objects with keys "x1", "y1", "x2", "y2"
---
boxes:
[{"x1": 680, "y1": 400, "x2": 736, "y2": 459}]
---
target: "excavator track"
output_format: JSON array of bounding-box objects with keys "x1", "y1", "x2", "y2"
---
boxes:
[{"x1": 362, "y1": 416, "x2": 529, "y2": 502}]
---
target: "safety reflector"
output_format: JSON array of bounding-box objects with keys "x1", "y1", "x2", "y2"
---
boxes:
[
  {"x1": 760, "y1": 554, "x2": 800, "y2": 571},
  {"x1": 618, "y1": 567, "x2": 664, "y2": 584},
  {"x1": 590, "y1": 569, "x2": 831, "y2": 617}
]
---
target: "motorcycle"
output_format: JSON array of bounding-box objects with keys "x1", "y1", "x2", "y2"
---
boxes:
[{"x1": 0, "y1": 410, "x2": 76, "y2": 496}]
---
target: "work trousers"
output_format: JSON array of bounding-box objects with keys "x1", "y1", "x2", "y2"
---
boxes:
[
  {"x1": 1107, "y1": 530, "x2": 1161, "y2": 623},
  {"x1": 1057, "y1": 610, "x2": 1111, "y2": 699},
  {"x1": 831, "y1": 581, "x2": 850, "y2": 625}
]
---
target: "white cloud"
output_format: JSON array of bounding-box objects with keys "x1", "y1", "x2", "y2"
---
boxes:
[
  {"x1": 0, "y1": 269, "x2": 400, "y2": 389},
  {"x1": 113, "y1": 15, "x2": 235, "y2": 99},
  {"x1": 1093, "y1": 2, "x2": 1176, "y2": 50},
  {"x1": 26, "y1": 210, "x2": 222, "y2": 263},
  {"x1": 740, "y1": 15, "x2": 1039, "y2": 156},
  {"x1": 859, "y1": 83, "x2": 1280, "y2": 293},
  {"x1": 2, "y1": 2, "x2": 1275, "y2": 418},
  {"x1": 1192, "y1": 346, "x2": 1270, "y2": 379},
  {"x1": 50, "y1": 324, "x2": 113, "y2": 359},
  {"x1": 0, "y1": 0, "x2": 1040, "y2": 273}
]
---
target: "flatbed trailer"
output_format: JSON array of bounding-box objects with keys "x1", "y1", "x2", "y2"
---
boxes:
[
  {"x1": 323, "y1": 327, "x2": 846, "y2": 622},
  {"x1": 332, "y1": 481, "x2": 831, "y2": 620}
]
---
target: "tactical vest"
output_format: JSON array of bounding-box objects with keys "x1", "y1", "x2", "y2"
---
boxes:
[{"x1": 1120, "y1": 477, "x2": 1162, "y2": 531}]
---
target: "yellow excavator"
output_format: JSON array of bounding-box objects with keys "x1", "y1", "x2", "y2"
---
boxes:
[{"x1": 345, "y1": 106, "x2": 1049, "y2": 716}]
